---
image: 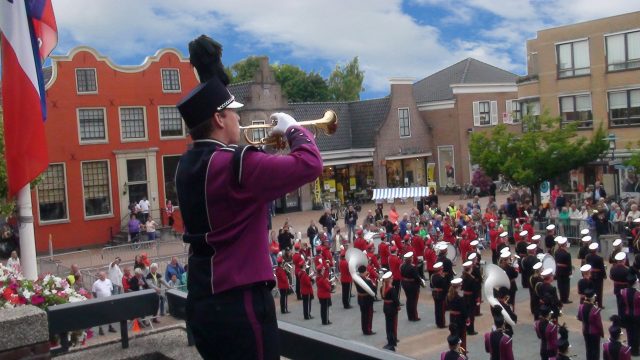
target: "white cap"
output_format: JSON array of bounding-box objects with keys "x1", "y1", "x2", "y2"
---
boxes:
[
  {"x1": 527, "y1": 244, "x2": 537, "y2": 251},
  {"x1": 581, "y1": 229, "x2": 590, "y2": 235},
  {"x1": 451, "y1": 278, "x2": 462, "y2": 285},
  {"x1": 463, "y1": 261, "x2": 473, "y2": 267},
  {"x1": 500, "y1": 251, "x2": 511, "y2": 259},
  {"x1": 554, "y1": 236, "x2": 564, "y2": 243},
  {"x1": 519, "y1": 230, "x2": 528, "y2": 237},
  {"x1": 470, "y1": 240, "x2": 479, "y2": 246},
  {"x1": 589, "y1": 243, "x2": 599, "y2": 250},
  {"x1": 615, "y1": 252, "x2": 626, "y2": 261},
  {"x1": 500, "y1": 246, "x2": 510, "y2": 254},
  {"x1": 433, "y1": 262, "x2": 443, "y2": 269},
  {"x1": 537, "y1": 253, "x2": 546, "y2": 261},
  {"x1": 339, "y1": 245, "x2": 345, "y2": 251},
  {"x1": 613, "y1": 239, "x2": 622, "y2": 246},
  {"x1": 438, "y1": 244, "x2": 448, "y2": 251},
  {"x1": 546, "y1": 224, "x2": 556, "y2": 231},
  {"x1": 581, "y1": 236, "x2": 592, "y2": 243},
  {"x1": 541, "y1": 268, "x2": 553, "y2": 277},
  {"x1": 468, "y1": 253, "x2": 477, "y2": 260},
  {"x1": 532, "y1": 235, "x2": 541, "y2": 241},
  {"x1": 634, "y1": 218, "x2": 640, "y2": 223},
  {"x1": 500, "y1": 231, "x2": 508, "y2": 238},
  {"x1": 557, "y1": 237, "x2": 568, "y2": 245},
  {"x1": 533, "y1": 262, "x2": 543, "y2": 270},
  {"x1": 382, "y1": 271, "x2": 393, "y2": 280},
  {"x1": 404, "y1": 251, "x2": 414, "y2": 259},
  {"x1": 580, "y1": 264, "x2": 592, "y2": 272}
]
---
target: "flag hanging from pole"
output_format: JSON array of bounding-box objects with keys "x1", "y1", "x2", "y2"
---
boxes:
[{"x1": 0, "y1": 0, "x2": 58, "y2": 198}]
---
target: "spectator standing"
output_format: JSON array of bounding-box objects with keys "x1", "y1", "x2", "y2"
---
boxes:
[
  {"x1": 269, "y1": 231, "x2": 280, "y2": 266},
  {"x1": 345, "y1": 205, "x2": 358, "y2": 242},
  {"x1": 307, "y1": 220, "x2": 319, "y2": 256},
  {"x1": 122, "y1": 267, "x2": 132, "y2": 293},
  {"x1": 67, "y1": 264, "x2": 81, "y2": 289},
  {"x1": 181, "y1": 265, "x2": 188, "y2": 288},
  {"x1": 6, "y1": 250, "x2": 20, "y2": 273},
  {"x1": 319, "y1": 210, "x2": 335, "y2": 238},
  {"x1": 91, "y1": 271, "x2": 116, "y2": 335},
  {"x1": 128, "y1": 214, "x2": 142, "y2": 243},
  {"x1": 389, "y1": 205, "x2": 399, "y2": 224},
  {"x1": 108, "y1": 257, "x2": 123, "y2": 294},
  {"x1": 165, "y1": 256, "x2": 186, "y2": 282},
  {"x1": 145, "y1": 216, "x2": 158, "y2": 241},
  {"x1": 555, "y1": 190, "x2": 566, "y2": 210},
  {"x1": 593, "y1": 181, "x2": 606, "y2": 202},
  {"x1": 166, "y1": 200, "x2": 175, "y2": 227},
  {"x1": 146, "y1": 263, "x2": 171, "y2": 322},
  {"x1": 278, "y1": 225, "x2": 295, "y2": 251},
  {"x1": 138, "y1": 197, "x2": 150, "y2": 223}
]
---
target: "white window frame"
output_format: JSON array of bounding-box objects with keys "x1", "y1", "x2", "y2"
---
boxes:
[
  {"x1": 555, "y1": 38, "x2": 591, "y2": 78},
  {"x1": 604, "y1": 29, "x2": 640, "y2": 72},
  {"x1": 473, "y1": 100, "x2": 498, "y2": 126},
  {"x1": 80, "y1": 159, "x2": 114, "y2": 220},
  {"x1": 504, "y1": 99, "x2": 521, "y2": 124},
  {"x1": 36, "y1": 162, "x2": 70, "y2": 225},
  {"x1": 158, "y1": 105, "x2": 186, "y2": 139},
  {"x1": 161, "y1": 68, "x2": 182, "y2": 93},
  {"x1": 77, "y1": 107, "x2": 108, "y2": 145},
  {"x1": 607, "y1": 88, "x2": 640, "y2": 127},
  {"x1": 119, "y1": 106, "x2": 148, "y2": 142},
  {"x1": 75, "y1": 68, "x2": 98, "y2": 94},
  {"x1": 398, "y1": 108, "x2": 411, "y2": 138},
  {"x1": 161, "y1": 154, "x2": 182, "y2": 208},
  {"x1": 558, "y1": 92, "x2": 593, "y2": 129}
]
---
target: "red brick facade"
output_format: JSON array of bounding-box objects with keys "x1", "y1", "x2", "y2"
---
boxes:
[{"x1": 32, "y1": 47, "x2": 197, "y2": 251}]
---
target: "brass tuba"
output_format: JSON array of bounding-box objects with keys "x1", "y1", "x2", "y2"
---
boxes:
[
  {"x1": 345, "y1": 248, "x2": 375, "y2": 297},
  {"x1": 240, "y1": 110, "x2": 338, "y2": 145},
  {"x1": 483, "y1": 264, "x2": 516, "y2": 326}
]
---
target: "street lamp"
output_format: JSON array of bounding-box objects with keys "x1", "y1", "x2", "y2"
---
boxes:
[{"x1": 607, "y1": 134, "x2": 616, "y2": 160}]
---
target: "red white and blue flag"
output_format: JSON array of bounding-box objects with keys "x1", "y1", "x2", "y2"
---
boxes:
[{"x1": 0, "y1": 0, "x2": 57, "y2": 197}]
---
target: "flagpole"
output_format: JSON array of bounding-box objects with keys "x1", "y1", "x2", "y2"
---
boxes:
[{"x1": 17, "y1": 184, "x2": 38, "y2": 280}]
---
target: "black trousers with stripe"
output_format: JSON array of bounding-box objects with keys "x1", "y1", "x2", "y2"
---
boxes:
[{"x1": 188, "y1": 283, "x2": 279, "y2": 360}]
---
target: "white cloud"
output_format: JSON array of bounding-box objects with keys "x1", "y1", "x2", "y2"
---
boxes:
[{"x1": 50, "y1": 0, "x2": 640, "y2": 96}]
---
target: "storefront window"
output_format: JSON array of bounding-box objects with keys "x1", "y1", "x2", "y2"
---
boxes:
[{"x1": 386, "y1": 160, "x2": 403, "y2": 187}]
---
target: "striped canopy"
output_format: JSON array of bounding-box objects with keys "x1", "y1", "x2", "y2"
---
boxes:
[{"x1": 371, "y1": 187, "x2": 431, "y2": 200}]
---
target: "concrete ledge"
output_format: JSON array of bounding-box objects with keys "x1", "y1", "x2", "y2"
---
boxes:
[{"x1": 0, "y1": 305, "x2": 49, "y2": 351}]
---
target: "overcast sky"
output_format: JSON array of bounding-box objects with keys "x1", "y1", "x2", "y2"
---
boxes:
[{"x1": 50, "y1": 0, "x2": 640, "y2": 99}]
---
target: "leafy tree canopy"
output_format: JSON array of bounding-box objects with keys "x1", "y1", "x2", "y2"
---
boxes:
[
  {"x1": 469, "y1": 112, "x2": 609, "y2": 201},
  {"x1": 227, "y1": 56, "x2": 364, "y2": 102},
  {"x1": 624, "y1": 140, "x2": 640, "y2": 170}
]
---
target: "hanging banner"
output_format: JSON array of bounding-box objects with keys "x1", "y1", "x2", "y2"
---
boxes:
[
  {"x1": 540, "y1": 181, "x2": 550, "y2": 204},
  {"x1": 427, "y1": 162, "x2": 436, "y2": 183},
  {"x1": 349, "y1": 177, "x2": 356, "y2": 190},
  {"x1": 314, "y1": 178, "x2": 321, "y2": 204}
]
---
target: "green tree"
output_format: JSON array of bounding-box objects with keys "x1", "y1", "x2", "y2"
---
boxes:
[
  {"x1": 469, "y1": 112, "x2": 609, "y2": 204},
  {"x1": 272, "y1": 64, "x2": 330, "y2": 102},
  {"x1": 328, "y1": 56, "x2": 364, "y2": 101},
  {"x1": 227, "y1": 56, "x2": 263, "y2": 84},
  {"x1": 624, "y1": 141, "x2": 640, "y2": 170}
]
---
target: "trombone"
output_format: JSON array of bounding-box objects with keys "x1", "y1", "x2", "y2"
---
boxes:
[{"x1": 239, "y1": 110, "x2": 338, "y2": 146}]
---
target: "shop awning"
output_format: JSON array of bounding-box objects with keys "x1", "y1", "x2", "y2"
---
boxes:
[
  {"x1": 371, "y1": 187, "x2": 431, "y2": 200},
  {"x1": 384, "y1": 152, "x2": 432, "y2": 161},
  {"x1": 322, "y1": 157, "x2": 373, "y2": 167}
]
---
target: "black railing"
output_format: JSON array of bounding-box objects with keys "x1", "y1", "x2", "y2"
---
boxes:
[
  {"x1": 48, "y1": 289, "x2": 159, "y2": 354},
  {"x1": 165, "y1": 289, "x2": 412, "y2": 360}
]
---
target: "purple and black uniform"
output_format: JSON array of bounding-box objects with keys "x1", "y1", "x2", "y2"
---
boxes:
[{"x1": 177, "y1": 126, "x2": 322, "y2": 359}]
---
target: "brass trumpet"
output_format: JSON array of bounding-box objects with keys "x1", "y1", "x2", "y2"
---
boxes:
[{"x1": 239, "y1": 110, "x2": 338, "y2": 145}]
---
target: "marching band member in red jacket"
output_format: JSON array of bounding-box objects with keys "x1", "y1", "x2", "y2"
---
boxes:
[
  {"x1": 339, "y1": 250, "x2": 352, "y2": 309},
  {"x1": 316, "y1": 266, "x2": 332, "y2": 325},
  {"x1": 275, "y1": 257, "x2": 290, "y2": 314},
  {"x1": 300, "y1": 265, "x2": 314, "y2": 320}
]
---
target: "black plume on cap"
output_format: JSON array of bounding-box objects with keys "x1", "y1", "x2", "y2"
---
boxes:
[
  {"x1": 447, "y1": 335, "x2": 460, "y2": 346},
  {"x1": 609, "y1": 315, "x2": 622, "y2": 338},
  {"x1": 491, "y1": 305, "x2": 503, "y2": 318},
  {"x1": 188, "y1": 35, "x2": 230, "y2": 85},
  {"x1": 558, "y1": 324, "x2": 569, "y2": 340}
]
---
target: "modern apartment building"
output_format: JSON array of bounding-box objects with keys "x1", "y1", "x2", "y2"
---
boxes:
[{"x1": 518, "y1": 11, "x2": 640, "y2": 195}]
